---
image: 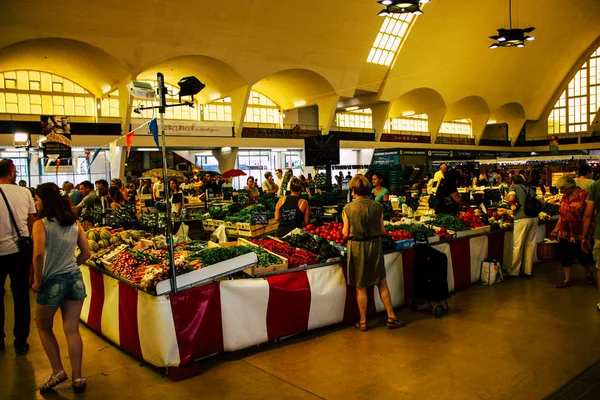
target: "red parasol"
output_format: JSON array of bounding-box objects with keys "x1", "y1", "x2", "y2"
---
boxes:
[{"x1": 220, "y1": 169, "x2": 247, "y2": 179}]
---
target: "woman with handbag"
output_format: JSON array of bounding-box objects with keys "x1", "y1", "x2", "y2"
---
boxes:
[
  {"x1": 31, "y1": 183, "x2": 91, "y2": 393},
  {"x1": 551, "y1": 176, "x2": 595, "y2": 287}
]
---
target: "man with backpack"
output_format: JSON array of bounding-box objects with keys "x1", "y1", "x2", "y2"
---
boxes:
[{"x1": 506, "y1": 174, "x2": 544, "y2": 277}]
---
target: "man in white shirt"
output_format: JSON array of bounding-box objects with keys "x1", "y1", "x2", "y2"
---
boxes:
[
  {"x1": 0, "y1": 159, "x2": 36, "y2": 355},
  {"x1": 153, "y1": 177, "x2": 164, "y2": 201},
  {"x1": 275, "y1": 169, "x2": 284, "y2": 197},
  {"x1": 430, "y1": 164, "x2": 447, "y2": 194}
]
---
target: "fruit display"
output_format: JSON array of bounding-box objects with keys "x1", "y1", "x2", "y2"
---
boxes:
[
  {"x1": 458, "y1": 210, "x2": 488, "y2": 229},
  {"x1": 249, "y1": 239, "x2": 319, "y2": 268},
  {"x1": 302, "y1": 222, "x2": 347, "y2": 246},
  {"x1": 383, "y1": 229, "x2": 412, "y2": 241},
  {"x1": 490, "y1": 212, "x2": 514, "y2": 230}
]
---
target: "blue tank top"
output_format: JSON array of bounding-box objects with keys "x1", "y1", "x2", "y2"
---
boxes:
[{"x1": 42, "y1": 218, "x2": 79, "y2": 281}]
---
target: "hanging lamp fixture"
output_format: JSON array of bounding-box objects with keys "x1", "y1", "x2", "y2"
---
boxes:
[
  {"x1": 489, "y1": 0, "x2": 535, "y2": 49},
  {"x1": 377, "y1": 0, "x2": 430, "y2": 16}
]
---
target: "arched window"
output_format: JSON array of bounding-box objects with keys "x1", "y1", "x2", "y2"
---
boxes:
[
  {"x1": 0, "y1": 70, "x2": 95, "y2": 116},
  {"x1": 131, "y1": 81, "x2": 198, "y2": 120},
  {"x1": 100, "y1": 90, "x2": 120, "y2": 117},
  {"x1": 439, "y1": 119, "x2": 472, "y2": 136},
  {"x1": 244, "y1": 90, "x2": 280, "y2": 126},
  {"x1": 203, "y1": 97, "x2": 232, "y2": 121},
  {"x1": 548, "y1": 45, "x2": 600, "y2": 134},
  {"x1": 335, "y1": 109, "x2": 373, "y2": 129}
]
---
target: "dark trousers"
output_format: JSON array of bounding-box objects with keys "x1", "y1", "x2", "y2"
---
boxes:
[
  {"x1": 0, "y1": 251, "x2": 31, "y2": 346},
  {"x1": 558, "y1": 238, "x2": 594, "y2": 267}
]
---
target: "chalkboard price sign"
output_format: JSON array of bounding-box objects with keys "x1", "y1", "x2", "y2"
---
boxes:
[
  {"x1": 314, "y1": 173, "x2": 328, "y2": 188},
  {"x1": 251, "y1": 210, "x2": 269, "y2": 225},
  {"x1": 237, "y1": 190, "x2": 250, "y2": 205},
  {"x1": 310, "y1": 206, "x2": 324, "y2": 218},
  {"x1": 280, "y1": 208, "x2": 297, "y2": 224}
]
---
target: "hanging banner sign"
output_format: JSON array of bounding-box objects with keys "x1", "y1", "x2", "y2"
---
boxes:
[
  {"x1": 131, "y1": 119, "x2": 233, "y2": 137},
  {"x1": 241, "y1": 127, "x2": 321, "y2": 139},
  {"x1": 380, "y1": 133, "x2": 431, "y2": 143},
  {"x1": 41, "y1": 116, "x2": 74, "y2": 173}
]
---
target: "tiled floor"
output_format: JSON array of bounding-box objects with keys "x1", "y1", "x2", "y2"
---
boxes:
[{"x1": 1, "y1": 261, "x2": 600, "y2": 399}]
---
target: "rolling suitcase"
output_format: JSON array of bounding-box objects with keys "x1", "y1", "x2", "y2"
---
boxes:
[{"x1": 409, "y1": 232, "x2": 450, "y2": 318}]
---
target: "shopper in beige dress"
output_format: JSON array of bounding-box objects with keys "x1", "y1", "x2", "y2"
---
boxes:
[{"x1": 342, "y1": 175, "x2": 404, "y2": 331}]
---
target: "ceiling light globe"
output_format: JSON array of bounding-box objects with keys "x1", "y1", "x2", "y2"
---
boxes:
[
  {"x1": 380, "y1": 0, "x2": 393, "y2": 5},
  {"x1": 498, "y1": 37, "x2": 506, "y2": 42},
  {"x1": 516, "y1": 43, "x2": 525, "y2": 48},
  {"x1": 525, "y1": 36, "x2": 535, "y2": 41},
  {"x1": 378, "y1": 9, "x2": 389, "y2": 16},
  {"x1": 413, "y1": 9, "x2": 423, "y2": 15},
  {"x1": 489, "y1": 43, "x2": 499, "y2": 49}
]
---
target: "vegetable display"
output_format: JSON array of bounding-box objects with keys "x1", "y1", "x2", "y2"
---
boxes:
[
  {"x1": 384, "y1": 223, "x2": 435, "y2": 237},
  {"x1": 249, "y1": 239, "x2": 319, "y2": 268},
  {"x1": 427, "y1": 214, "x2": 468, "y2": 232},
  {"x1": 284, "y1": 233, "x2": 341, "y2": 259}
]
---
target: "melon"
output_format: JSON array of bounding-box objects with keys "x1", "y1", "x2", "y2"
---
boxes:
[
  {"x1": 88, "y1": 240, "x2": 99, "y2": 252},
  {"x1": 120, "y1": 231, "x2": 131, "y2": 241},
  {"x1": 130, "y1": 230, "x2": 141, "y2": 240},
  {"x1": 98, "y1": 239, "x2": 110, "y2": 249},
  {"x1": 109, "y1": 236, "x2": 121, "y2": 245},
  {"x1": 87, "y1": 230, "x2": 100, "y2": 242},
  {"x1": 100, "y1": 230, "x2": 112, "y2": 241}
]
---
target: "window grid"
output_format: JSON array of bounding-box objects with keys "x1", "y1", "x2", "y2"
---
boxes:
[
  {"x1": 335, "y1": 109, "x2": 373, "y2": 129},
  {"x1": 548, "y1": 45, "x2": 600, "y2": 135},
  {"x1": 0, "y1": 70, "x2": 94, "y2": 116},
  {"x1": 367, "y1": 13, "x2": 415, "y2": 66},
  {"x1": 244, "y1": 91, "x2": 280, "y2": 124},
  {"x1": 387, "y1": 114, "x2": 429, "y2": 133},
  {"x1": 204, "y1": 97, "x2": 232, "y2": 121},
  {"x1": 439, "y1": 119, "x2": 472, "y2": 136}
]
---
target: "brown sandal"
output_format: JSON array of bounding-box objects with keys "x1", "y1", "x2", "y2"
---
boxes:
[
  {"x1": 72, "y1": 378, "x2": 87, "y2": 393},
  {"x1": 387, "y1": 318, "x2": 406, "y2": 329},
  {"x1": 354, "y1": 322, "x2": 368, "y2": 332}
]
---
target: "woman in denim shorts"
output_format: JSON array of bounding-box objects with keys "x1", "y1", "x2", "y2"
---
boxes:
[{"x1": 31, "y1": 183, "x2": 91, "y2": 393}]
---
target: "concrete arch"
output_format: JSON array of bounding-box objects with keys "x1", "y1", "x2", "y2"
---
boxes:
[
  {"x1": 0, "y1": 38, "x2": 130, "y2": 96},
  {"x1": 493, "y1": 102, "x2": 526, "y2": 144},
  {"x1": 445, "y1": 96, "x2": 490, "y2": 120},
  {"x1": 446, "y1": 96, "x2": 491, "y2": 144},
  {"x1": 388, "y1": 88, "x2": 446, "y2": 118},
  {"x1": 251, "y1": 68, "x2": 337, "y2": 110},
  {"x1": 136, "y1": 55, "x2": 247, "y2": 104}
]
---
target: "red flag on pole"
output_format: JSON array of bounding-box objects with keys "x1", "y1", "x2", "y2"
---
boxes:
[
  {"x1": 126, "y1": 131, "x2": 135, "y2": 157},
  {"x1": 55, "y1": 159, "x2": 61, "y2": 173},
  {"x1": 85, "y1": 151, "x2": 91, "y2": 160}
]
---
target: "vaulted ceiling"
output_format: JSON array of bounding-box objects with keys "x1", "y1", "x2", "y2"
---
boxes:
[{"x1": 0, "y1": 0, "x2": 599, "y2": 122}]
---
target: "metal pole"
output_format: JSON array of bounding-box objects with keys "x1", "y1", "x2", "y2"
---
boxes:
[{"x1": 157, "y1": 72, "x2": 178, "y2": 294}]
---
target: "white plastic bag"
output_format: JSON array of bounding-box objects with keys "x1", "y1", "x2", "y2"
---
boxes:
[
  {"x1": 176, "y1": 222, "x2": 190, "y2": 238},
  {"x1": 481, "y1": 259, "x2": 503, "y2": 285},
  {"x1": 210, "y1": 225, "x2": 228, "y2": 243}
]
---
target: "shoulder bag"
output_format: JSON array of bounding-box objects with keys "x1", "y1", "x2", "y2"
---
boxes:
[{"x1": 0, "y1": 187, "x2": 34, "y2": 256}]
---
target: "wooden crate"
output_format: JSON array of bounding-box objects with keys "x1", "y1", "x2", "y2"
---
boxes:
[
  {"x1": 237, "y1": 218, "x2": 278, "y2": 238},
  {"x1": 208, "y1": 238, "x2": 288, "y2": 276}
]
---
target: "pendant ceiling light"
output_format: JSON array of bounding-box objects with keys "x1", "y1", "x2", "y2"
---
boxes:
[
  {"x1": 489, "y1": 0, "x2": 535, "y2": 49},
  {"x1": 377, "y1": 0, "x2": 430, "y2": 16}
]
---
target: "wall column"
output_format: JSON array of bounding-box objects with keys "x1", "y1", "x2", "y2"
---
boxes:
[
  {"x1": 316, "y1": 95, "x2": 339, "y2": 134},
  {"x1": 212, "y1": 147, "x2": 239, "y2": 172},
  {"x1": 230, "y1": 86, "x2": 251, "y2": 138},
  {"x1": 371, "y1": 103, "x2": 391, "y2": 141}
]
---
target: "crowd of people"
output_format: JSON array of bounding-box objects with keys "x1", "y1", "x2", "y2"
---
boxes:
[{"x1": 428, "y1": 162, "x2": 600, "y2": 310}]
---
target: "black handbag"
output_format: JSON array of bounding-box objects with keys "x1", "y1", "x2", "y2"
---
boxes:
[{"x1": 0, "y1": 187, "x2": 34, "y2": 256}]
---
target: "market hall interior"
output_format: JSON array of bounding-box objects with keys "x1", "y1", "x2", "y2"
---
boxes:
[
  {"x1": 2, "y1": 0, "x2": 600, "y2": 399},
  {"x1": 1, "y1": 261, "x2": 600, "y2": 400}
]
